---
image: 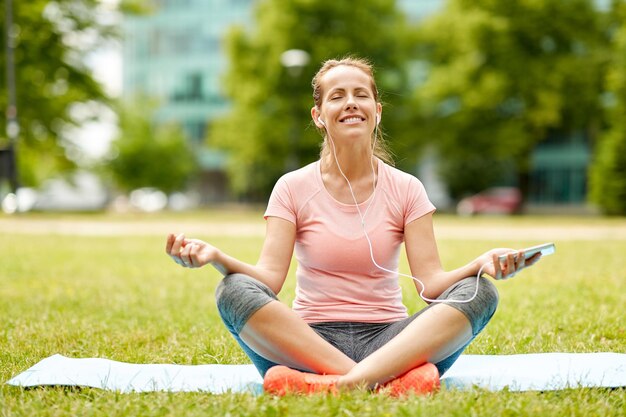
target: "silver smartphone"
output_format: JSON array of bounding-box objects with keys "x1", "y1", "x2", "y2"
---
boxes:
[{"x1": 498, "y1": 242, "x2": 556, "y2": 263}]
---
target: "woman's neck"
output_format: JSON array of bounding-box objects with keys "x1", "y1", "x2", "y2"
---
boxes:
[
  {"x1": 320, "y1": 148, "x2": 378, "y2": 205},
  {"x1": 321, "y1": 141, "x2": 377, "y2": 182}
]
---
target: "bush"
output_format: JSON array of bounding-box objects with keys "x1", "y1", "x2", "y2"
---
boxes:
[{"x1": 589, "y1": 130, "x2": 626, "y2": 215}]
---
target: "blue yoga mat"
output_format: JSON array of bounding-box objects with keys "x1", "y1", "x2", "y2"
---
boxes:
[{"x1": 6, "y1": 352, "x2": 626, "y2": 393}]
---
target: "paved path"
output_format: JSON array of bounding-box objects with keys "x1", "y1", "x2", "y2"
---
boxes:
[{"x1": 2, "y1": 217, "x2": 626, "y2": 241}]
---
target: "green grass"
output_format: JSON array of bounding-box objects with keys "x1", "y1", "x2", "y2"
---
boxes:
[{"x1": 1, "y1": 212, "x2": 625, "y2": 416}]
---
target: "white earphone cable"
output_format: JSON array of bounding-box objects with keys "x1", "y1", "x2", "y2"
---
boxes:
[{"x1": 325, "y1": 121, "x2": 487, "y2": 304}]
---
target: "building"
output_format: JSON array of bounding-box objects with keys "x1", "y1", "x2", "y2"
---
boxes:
[
  {"x1": 122, "y1": 0, "x2": 254, "y2": 201},
  {"x1": 529, "y1": 132, "x2": 590, "y2": 205}
]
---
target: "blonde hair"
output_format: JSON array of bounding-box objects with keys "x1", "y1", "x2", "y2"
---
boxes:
[{"x1": 312, "y1": 57, "x2": 394, "y2": 165}]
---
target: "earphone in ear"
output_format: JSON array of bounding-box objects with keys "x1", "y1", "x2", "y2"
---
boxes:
[{"x1": 376, "y1": 114, "x2": 380, "y2": 125}]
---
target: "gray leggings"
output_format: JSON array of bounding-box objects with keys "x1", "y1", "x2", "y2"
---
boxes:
[{"x1": 215, "y1": 273, "x2": 499, "y2": 377}]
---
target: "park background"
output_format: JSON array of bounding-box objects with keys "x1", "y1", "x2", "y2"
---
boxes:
[
  {"x1": 1, "y1": 0, "x2": 626, "y2": 214},
  {"x1": 1, "y1": 1, "x2": 625, "y2": 416}
]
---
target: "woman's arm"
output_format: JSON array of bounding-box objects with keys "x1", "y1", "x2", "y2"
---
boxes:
[
  {"x1": 166, "y1": 216, "x2": 296, "y2": 294},
  {"x1": 403, "y1": 212, "x2": 453, "y2": 300},
  {"x1": 404, "y1": 213, "x2": 537, "y2": 300}
]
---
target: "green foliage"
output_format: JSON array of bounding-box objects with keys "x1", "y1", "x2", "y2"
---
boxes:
[
  {"x1": 105, "y1": 98, "x2": 198, "y2": 193},
  {"x1": 413, "y1": 0, "x2": 607, "y2": 198},
  {"x1": 589, "y1": 130, "x2": 626, "y2": 215},
  {"x1": 0, "y1": 0, "x2": 114, "y2": 186},
  {"x1": 589, "y1": 2, "x2": 626, "y2": 215},
  {"x1": 209, "y1": 0, "x2": 416, "y2": 199}
]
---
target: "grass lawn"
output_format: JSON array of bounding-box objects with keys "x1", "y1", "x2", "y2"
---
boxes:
[{"x1": 1, "y1": 211, "x2": 624, "y2": 416}]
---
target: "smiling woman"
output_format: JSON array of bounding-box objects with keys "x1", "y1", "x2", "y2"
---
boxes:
[
  {"x1": 164, "y1": 57, "x2": 547, "y2": 397},
  {"x1": 311, "y1": 58, "x2": 392, "y2": 168}
]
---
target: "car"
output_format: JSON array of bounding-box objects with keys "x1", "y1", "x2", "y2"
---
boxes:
[{"x1": 456, "y1": 187, "x2": 522, "y2": 216}]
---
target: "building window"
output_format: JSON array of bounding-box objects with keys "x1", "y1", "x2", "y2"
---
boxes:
[
  {"x1": 184, "y1": 120, "x2": 206, "y2": 143},
  {"x1": 170, "y1": 30, "x2": 192, "y2": 54},
  {"x1": 150, "y1": 29, "x2": 163, "y2": 55},
  {"x1": 529, "y1": 167, "x2": 587, "y2": 204},
  {"x1": 171, "y1": 72, "x2": 204, "y2": 102}
]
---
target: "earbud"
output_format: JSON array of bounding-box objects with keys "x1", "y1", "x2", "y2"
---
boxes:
[{"x1": 376, "y1": 114, "x2": 380, "y2": 125}]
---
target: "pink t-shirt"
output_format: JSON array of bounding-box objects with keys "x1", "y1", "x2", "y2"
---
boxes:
[{"x1": 264, "y1": 159, "x2": 436, "y2": 323}]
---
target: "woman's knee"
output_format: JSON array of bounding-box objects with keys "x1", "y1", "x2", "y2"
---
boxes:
[
  {"x1": 477, "y1": 276, "x2": 499, "y2": 315},
  {"x1": 444, "y1": 276, "x2": 499, "y2": 336},
  {"x1": 214, "y1": 273, "x2": 277, "y2": 333},
  {"x1": 215, "y1": 273, "x2": 250, "y2": 308},
  {"x1": 469, "y1": 276, "x2": 499, "y2": 334}
]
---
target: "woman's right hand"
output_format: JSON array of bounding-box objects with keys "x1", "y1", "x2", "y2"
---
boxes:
[
  {"x1": 165, "y1": 233, "x2": 219, "y2": 269},
  {"x1": 475, "y1": 248, "x2": 541, "y2": 280}
]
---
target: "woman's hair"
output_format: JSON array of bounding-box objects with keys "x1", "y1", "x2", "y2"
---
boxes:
[{"x1": 312, "y1": 57, "x2": 394, "y2": 165}]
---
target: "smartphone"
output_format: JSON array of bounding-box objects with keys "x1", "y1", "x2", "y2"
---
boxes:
[{"x1": 498, "y1": 242, "x2": 556, "y2": 263}]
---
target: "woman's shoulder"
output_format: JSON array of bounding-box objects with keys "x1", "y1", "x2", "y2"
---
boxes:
[
  {"x1": 278, "y1": 160, "x2": 319, "y2": 185},
  {"x1": 379, "y1": 161, "x2": 435, "y2": 216},
  {"x1": 272, "y1": 160, "x2": 321, "y2": 200},
  {"x1": 380, "y1": 160, "x2": 423, "y2": 188}
]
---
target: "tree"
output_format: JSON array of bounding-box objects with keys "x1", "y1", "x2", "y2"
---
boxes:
[
  {"x1": 0, "y1": 0, "x2": 117, "y2": 187},
  {"x1": 209, "y1": 0, "x2": 416, "y2": 199},
  {"x1": 412, "y1": 0, "x2": 607, "y2": 199},
  {"x1": 104, "y1": 98, "x2": 198, "y2": 194},
  {"x1": 589, "y1": 1, "x2": 626, "y2": 215}
]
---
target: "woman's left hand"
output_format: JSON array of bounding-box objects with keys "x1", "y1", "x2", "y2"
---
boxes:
[{"x1": 476, "y1": 248, "x2": 542, "y2": 280}]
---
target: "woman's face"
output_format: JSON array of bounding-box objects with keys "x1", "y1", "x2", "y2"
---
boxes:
[{"x1": 314, "y1": 65, "x2": 381, "y2": 138}]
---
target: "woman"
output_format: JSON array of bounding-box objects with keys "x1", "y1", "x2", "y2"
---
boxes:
[{"x1": 166, "y1": 57, "x2": 541, "y2": 396}]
